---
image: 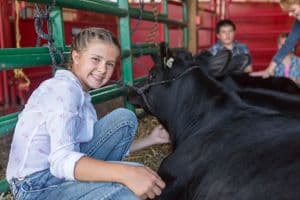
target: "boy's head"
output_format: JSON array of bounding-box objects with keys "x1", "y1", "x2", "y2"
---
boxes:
[
  {"x1": 216, "y1": 19, "x2": 236, "y2": 46},
  {"x1": 280, "y1": 0, "x2": 300, "y2": 19},
  {"x1": 277, "y1": 33, "x2": 289, "y2": 49}
]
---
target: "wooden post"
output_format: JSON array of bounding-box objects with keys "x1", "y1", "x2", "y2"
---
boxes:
[{"x1": 187, "y1": 0, "x2": 197, "y2": 55}]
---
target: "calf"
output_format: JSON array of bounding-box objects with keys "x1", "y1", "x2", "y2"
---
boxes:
[{"x1": 127, "y1": 45, "x2": 300, "y2": 200}]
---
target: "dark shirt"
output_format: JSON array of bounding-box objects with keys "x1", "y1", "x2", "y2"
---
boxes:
[{"x1": 209, "y1": 40, "x2": 251, "y2": 59}]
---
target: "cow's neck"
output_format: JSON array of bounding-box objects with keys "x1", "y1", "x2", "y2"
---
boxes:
[{"x1": 161, "y1": 72, "x2": 239, "y2": 146}]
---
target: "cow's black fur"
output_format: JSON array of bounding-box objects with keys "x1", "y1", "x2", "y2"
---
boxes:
[{"x1": 127, "y1": 45, "x2": 300, "y2": 200}]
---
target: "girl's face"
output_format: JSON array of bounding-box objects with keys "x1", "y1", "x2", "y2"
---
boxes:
[
  {"x1": 71, "y1": 40, "x2": 120, "y2": 91},
  {"x1": 217, "y1": 25, "x2": 235, "y2": 46},
  {"x1": 286, "y1": 4, "x2": 300, "y2": 20}
]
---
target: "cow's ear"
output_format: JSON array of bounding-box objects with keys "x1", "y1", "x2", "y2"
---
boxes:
[
  {"x1": 207, "y1": 50, "x2": 231, "y2": 77},
  {"x1": 159, "y1": 42, "x2": 174, "y2": 69}
]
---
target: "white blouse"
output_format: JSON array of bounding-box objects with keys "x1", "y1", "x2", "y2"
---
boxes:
[{"x1": 6, "y1": 70, "x2": 97, "y2": 182}]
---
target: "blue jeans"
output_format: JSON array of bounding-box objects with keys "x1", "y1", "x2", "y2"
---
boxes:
[{"x1": 10, "y1": 108, "x2": 140, "y2": 200}]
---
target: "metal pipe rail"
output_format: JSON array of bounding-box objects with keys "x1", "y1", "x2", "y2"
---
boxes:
[
  {"x1": 0, "y1": 45, "x2": 161, "y2": 70},
  {"x1": 24, "y1": 0, "x2": 186, "y2": 27},
  {"x1": 0, "y1": 76, "x2": 147, "y2": 136},
  {"x1": 0, "y1": 0, "x2": 189, "y2": 192}
]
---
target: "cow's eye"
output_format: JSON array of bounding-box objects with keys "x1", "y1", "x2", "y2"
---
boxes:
[{"x1": 149, "y1": 72, "x2": 157, "y2": 82}]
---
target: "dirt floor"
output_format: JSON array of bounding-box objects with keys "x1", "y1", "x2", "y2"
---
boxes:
[{"x1": 0, "y1": 98, "x2": 171, "y2": 199}]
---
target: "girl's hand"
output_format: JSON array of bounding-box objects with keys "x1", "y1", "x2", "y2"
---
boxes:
[
  {"x1": 262, "y1": 71, "x2": 271, "y2": 78},
  {"x1": 250, "y1": 71, "x2": 270, "y2": 78},
  {"x1": 122, "y1": 165, "x2": 166, "y2": 199},
  {"x1": 148, "y1": 125, "x2": 171, "y2": 145}
]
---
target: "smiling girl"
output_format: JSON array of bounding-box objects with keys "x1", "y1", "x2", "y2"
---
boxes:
[{"x1": 6, "y1": 27, "x2": 169, "y2": 200}]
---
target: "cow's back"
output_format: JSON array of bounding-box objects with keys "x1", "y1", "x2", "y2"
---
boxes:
[{"x1": 157, "y1": 86, "x2": 300, "y2": 200}]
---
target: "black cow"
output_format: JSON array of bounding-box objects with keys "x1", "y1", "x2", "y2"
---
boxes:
[{"x1": 127, "y1": 44, "x2": 300, "y2": 200}]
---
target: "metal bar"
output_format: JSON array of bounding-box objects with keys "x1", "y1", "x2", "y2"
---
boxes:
[
  {"x1": 162, "y1": 0, "x2": 169, "y2": 44},
  {"x1": 0, "y1": 112, "x2": 19, "y2": 136},
  {"x1": 197, "y1": 6, "x2": 216, "y2": 14},
  {"x1": 212, "y1": 0, "x2": 217, "y2": 44},
  {"x1": 182, "y1": 1, "x2": 189, "y2": 48},
  {"x1": 51, "y1": 7, "x2": 65, "y2": 49},
  {"x1": 132, "y1": 45, "x2": 185, "y2": 57},
  {"x1": 0, "y1": 47, "x2": 67, "y2": 70},
  {"x1": 132, "y1": 47, "x2": 159, "y2": 56},
  {"x1": 24, "y1": 0, "x2": 128, "y2": 17},
  {"x1": 0, "y1": 44, "x2": 160, "y2": 70},
  {"x1": 167, "y1": 0, "x2": 183, "y2": 6},
  {"x1": 91, "y1": 86, "x2": 124, "y2": 104},
  {"x1": 118, "y1": 0, "x2": 134, "y2": 110},
  {"x1": 197, "y1": 26, "x2": 214, "y2": 31},
  {"x1": 0, "y1": 77, "x2": 147, "y2": 136},
  {"x1": 2, "y1": 71, "x2": 9, "y2": 108},
  {"x1": 50, "y1": 6, "x2": 66, "y2": 73},
  {"x1": 129, "y1": 7, "x2": 186, "y2": 27},
  {"x1": 131, "y1": 43, "x2": 157, "y2": 48},
  {"x1": 0, "y1": 179, "x2": 9, "y2": 193},
  {"x1": 23, "y1": 0, "x2": 186, "y2": 27},
  {"x1": 0, "y1": 47, "x2": 50, "y2": 55}
]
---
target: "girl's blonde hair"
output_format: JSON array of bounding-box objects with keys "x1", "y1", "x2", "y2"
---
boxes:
[
  {"x1": 280, "y1": 0, "x2": 300, "y2": 10},
  {"x1": 68, "y1": 27, "x2": 120, "y2": 69}
]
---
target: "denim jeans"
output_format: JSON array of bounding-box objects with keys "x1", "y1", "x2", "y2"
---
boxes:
[{"x1": 10, "y1": 108, "x2": 140, "y2": 200}]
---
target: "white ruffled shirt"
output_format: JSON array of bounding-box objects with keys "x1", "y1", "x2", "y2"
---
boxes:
[{"x1": 6, "y1": 70, "x2": 97, "y2": 182}]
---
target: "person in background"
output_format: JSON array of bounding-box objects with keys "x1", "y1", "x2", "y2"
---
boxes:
[
  {"x1": 266, "y1": 0, "x2": 300, "y2": 72},
  {"x1": 6, "y1": 27, "x2": 170, "y2": 200},
  {"x1": 251, "y1": 33, "x2": 300, "y2": 85},
  {"x1": 209, "y1": 19, "x2": 252, "y2": 73}
]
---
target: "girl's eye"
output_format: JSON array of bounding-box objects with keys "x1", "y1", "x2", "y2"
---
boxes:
[
  {"x1": 107, "y1": 63, "x2": 115, "y2": 68},
  {"x1": 92, "y1": 57, "x2": 100, "y2": 62}
]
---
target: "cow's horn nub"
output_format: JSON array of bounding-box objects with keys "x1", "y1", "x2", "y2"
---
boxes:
[{"x1": 166, "y1": 57, "x2": 174, "y2": 68}]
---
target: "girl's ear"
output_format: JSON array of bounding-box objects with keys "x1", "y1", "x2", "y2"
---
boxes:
[{"x1": 72, "y1": 50, "x2": 80, "y2": 65}]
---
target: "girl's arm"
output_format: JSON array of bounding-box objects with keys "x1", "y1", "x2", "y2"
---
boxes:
[
  {"x1": 251, "y1": 51, "x2": 284, "y2": 78},
  {"x1": 272, "y1": 21, "x2": 300, "y2": 64},
  {"x1": 290, "y1": 77, "x2": 300, "y2": 84},
  {"x1": 74, "y1": 156, "x2": 165, "y2": 199},
  {"x1": 74, "y1": 125, "x2": 170, "y2": 199},
  {"x1": 250, "y1": 64, "x2": 275, "y2": 78}
]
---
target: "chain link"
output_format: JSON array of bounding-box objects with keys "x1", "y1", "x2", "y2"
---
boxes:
[{"x1": 34, "y1": 0, "x2": 64, "y2": 72}]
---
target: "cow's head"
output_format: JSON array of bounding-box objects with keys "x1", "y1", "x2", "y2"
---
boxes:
[{"x1": 127, "y1": 43, "x2": 234, "y2": 142}]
